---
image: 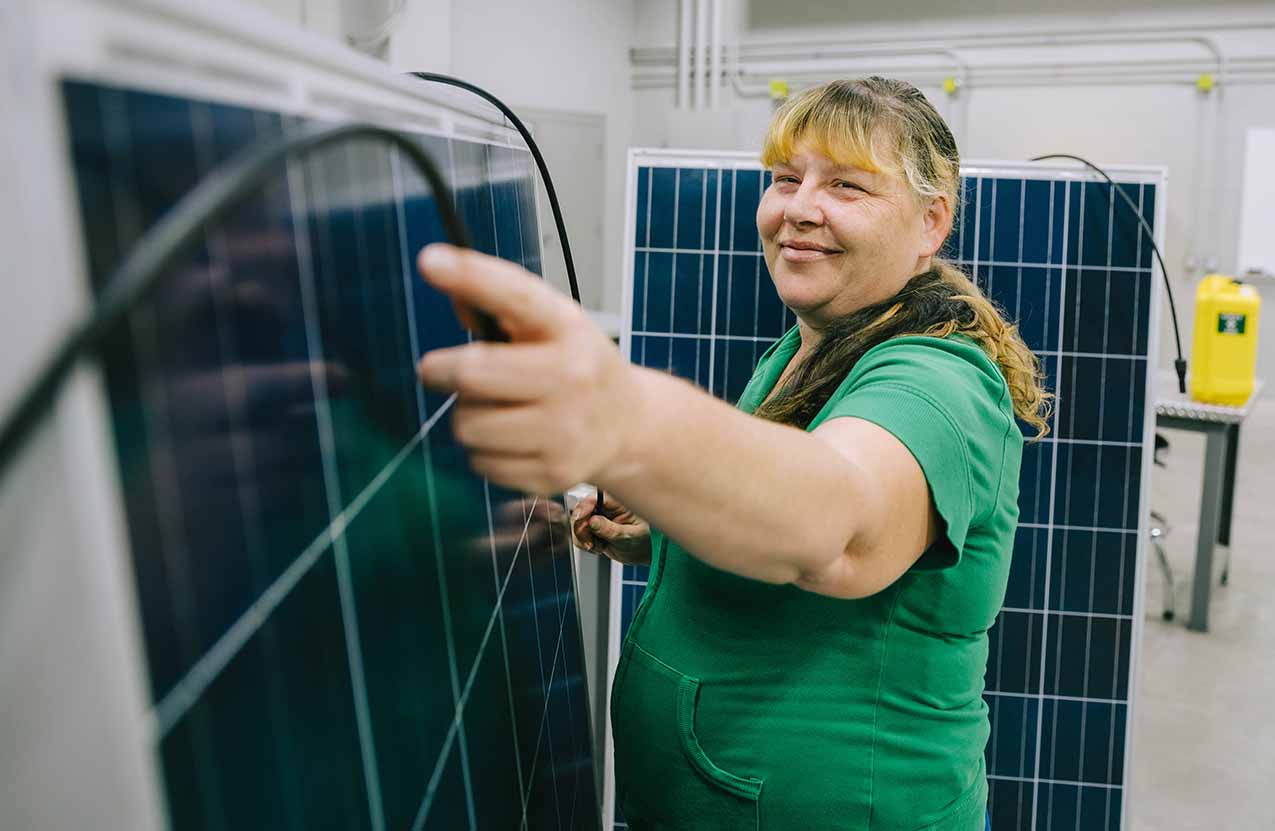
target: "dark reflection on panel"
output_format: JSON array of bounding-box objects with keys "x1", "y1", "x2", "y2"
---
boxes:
[{"x1": 61, "y1": 78, "x2": 598, "y2": 831}]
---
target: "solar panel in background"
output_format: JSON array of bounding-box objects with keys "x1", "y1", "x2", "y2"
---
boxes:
[
  {"x1": 607, "y1": 149, "x2": 1162, "y2": 831},
  {"x1": 61, "y1": 78, "x2": 598, "y2": 831}
]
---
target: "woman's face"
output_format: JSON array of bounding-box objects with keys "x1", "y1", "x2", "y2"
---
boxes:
[{"x1": 757, "y1": 139, "x2": 952, "y2": 330}]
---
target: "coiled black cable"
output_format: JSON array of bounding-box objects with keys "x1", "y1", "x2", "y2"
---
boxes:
[
  {"x1": 1030, "y1": 153, "x2": 1187, "y2": 394},
  {"x1": 0, "y1": 121, "x2": 494, "y2": 477}
]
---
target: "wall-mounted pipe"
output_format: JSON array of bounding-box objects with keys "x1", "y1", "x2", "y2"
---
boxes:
[
  {"x1": 710, "y1": 0, "x2": 722, "y2": 110},
  {"x1": 694, "y1": 0, "x2": 709, "y2": 110},
  {"x1": 677, "y1": 0, "x2": 691, "y2": 109}
]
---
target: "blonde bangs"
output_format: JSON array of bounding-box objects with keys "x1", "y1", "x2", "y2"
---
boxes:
[{"x1": 759, "y1": 90, "x2": 895, "y2": 175}]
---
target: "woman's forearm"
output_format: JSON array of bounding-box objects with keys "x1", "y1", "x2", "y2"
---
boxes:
[{"x1": 600, "y1": 366, "x2": 866, "y2": 587}]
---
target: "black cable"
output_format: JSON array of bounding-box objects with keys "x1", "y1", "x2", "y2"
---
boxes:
[
  {"x1": 1030, "y1": 153, "x2": 1188, "y2": 394},
  {"x1": 0, "y1": 121, "x2": 495, "y2": 478},
  {"x1": 411, "y1": 73, "x2": 607, "y2": 517}
]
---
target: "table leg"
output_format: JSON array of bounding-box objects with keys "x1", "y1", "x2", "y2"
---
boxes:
[
  {"x1": 1219, "y1": 424, "x2": 1240, "y2": 585},
  {"x1": 1219, "y1": 424, "x2": 1239, "y2": 546},
  {"x1": 1189, "y1": 425, "x2": 1228, "y2": 632}
]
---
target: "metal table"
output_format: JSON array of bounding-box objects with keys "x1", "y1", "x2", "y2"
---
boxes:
[{"x1": 1155, "y1": 373, "x2": 1264, "y2": 632}]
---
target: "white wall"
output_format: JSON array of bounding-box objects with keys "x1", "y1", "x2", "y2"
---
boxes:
[
  {"x1": 432, "y1": 1, "x2": 635, "y2": 318},
  {"x1": 248, "y1": 0, "x2": 636, "y2": 319},
  {"x1": 631, "y1": 0, "x2": 1275, "y2": 376}
]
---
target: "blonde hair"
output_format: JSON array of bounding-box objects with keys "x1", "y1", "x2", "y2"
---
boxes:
[{"x1": 755, "y1": 77, "x2": 1053, "y2": 439}]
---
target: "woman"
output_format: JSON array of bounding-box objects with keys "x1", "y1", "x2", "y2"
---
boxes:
[{"x1": 416, "y1": 77, "x2": 1049, "y2": 830}]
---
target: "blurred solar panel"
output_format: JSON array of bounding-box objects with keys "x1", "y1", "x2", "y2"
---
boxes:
[{"x1": 60, "y1": 77, "x2": 599, "y2": 831}]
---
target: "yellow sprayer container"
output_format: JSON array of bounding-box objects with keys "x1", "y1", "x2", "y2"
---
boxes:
[{"x1": 1190, "y1": 274, "x2": 1261, "y2": 405}]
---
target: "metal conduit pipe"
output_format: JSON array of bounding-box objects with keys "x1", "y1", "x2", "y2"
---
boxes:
[
  {"x1": 637, "y1": 74, "x2": 1275, "y2": 92},
  {"x1": 722, "y1": 18, "x2": 1275, "y2": 56},
  {"x1": 694, "y1": 0, "x2": 709, "y2": 110},
  {"x1": 710, "y1": 0, "x2": 722, "y2": 110},
  {"x1": 676, "y1": 0, "x2": 691, "y2": 109}
]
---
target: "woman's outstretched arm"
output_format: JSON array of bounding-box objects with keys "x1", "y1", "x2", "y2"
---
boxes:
[{"x1": 415, "y1": 244, "x2": 938, "y2": 599}]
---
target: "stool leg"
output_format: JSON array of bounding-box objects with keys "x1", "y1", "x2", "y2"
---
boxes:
[{"x1": 1154, "y1": 539, "x2": 1175, "y2": 621}]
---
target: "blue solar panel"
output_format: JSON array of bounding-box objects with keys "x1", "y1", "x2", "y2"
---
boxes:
[
  {"x1": 61, "y1": 78, "x2": 598, "y2": 831},
  {"x1": 610, "y1": 151, "x2": 1161, "y2": 831}
]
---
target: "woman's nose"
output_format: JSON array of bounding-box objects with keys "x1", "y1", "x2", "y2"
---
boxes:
[{"x1": 782, "y1": 183, "x2": 823, "y2": 227}]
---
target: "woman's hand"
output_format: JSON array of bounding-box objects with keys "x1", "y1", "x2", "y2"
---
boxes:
[
  {"x1": 570, "y1": 491, "x2": 652, "y2": 566},
  {"x1": 415, "y1": 243, "x2": 646, "y2": 497}
]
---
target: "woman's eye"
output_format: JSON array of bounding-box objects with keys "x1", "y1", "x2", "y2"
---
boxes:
[{"x1": 834, "y1": 181, "x2": 864, "y2": 191}]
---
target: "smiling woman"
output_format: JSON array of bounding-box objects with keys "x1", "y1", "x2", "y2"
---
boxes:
[{"x1": 416, "y1": 77, "x2": 1049, "y2": 830}]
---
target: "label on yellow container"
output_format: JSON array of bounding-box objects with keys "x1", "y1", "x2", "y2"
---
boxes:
[{"x1": 1217, "y1": 313, "x2": 1246, "y2": 335}]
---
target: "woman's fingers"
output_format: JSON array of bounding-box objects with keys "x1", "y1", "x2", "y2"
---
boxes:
[
  {"x1": 587, "y1": 515, "x2": 632, "y2": 541},
  {"x1": 418, "y1": 244, "x2": 573, "y2": 340},
  {"x1": 450, "y1": 403, "x2": 544, "y2": 454},
  {"x1": 417, "y1": 342, "x2": 561, "y2": 400}
]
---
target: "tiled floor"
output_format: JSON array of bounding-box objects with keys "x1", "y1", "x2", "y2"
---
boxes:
[{"x1": 1129, "y1": 400, "x2": 1275, "y2": 830}]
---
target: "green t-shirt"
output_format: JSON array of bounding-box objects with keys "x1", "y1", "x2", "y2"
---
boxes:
[{"x1": 610, "y1": 327, "x2": 1022, "y2": 830}]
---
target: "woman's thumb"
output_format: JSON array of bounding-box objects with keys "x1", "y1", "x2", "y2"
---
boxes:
[{"x1": 589, "y1": 515, "x2": 626, "y2": 540}]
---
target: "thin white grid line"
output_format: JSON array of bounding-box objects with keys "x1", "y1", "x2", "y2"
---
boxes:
[
  {"x1": 707, "y1": 168, "x2": 723, "y2": 392},
  {"x1": 396, "y1": 141, "x2": 482, "y2": 829},
  {"x1": 1047, "y1": 181, "x2": 1086, "y2": 818},
  {"x1": 673, "y1": 166, "x2": 683, "y2": 369},
  {"x1": 1075, "y1": 173, "x2": 1118, "y2": 830},
  {"x1": 633, "y1": 330, "x2": 778, "y2": 344},
  {"x1": 103, "y1": 87, "x2": 227, "y2": 824},
  {"x1": 330, "y1": 140, "x2": 389, "y2": 831},
  {"x1": 536, "y1": 498, "x2": 567, "y2": 826},
  {"x1": 634, "y1": 332, "x2": 1150, "y2": 362},
  {"x1": 986, "y1": 690, "x2": 1127, "y2": 706},
  {"x1": 519, "y1": 573, "x2": 571, "y2": 827},
  {"x1": 1037, "y1": 350, "x2": 1148, "y2": 360},
  {"x1": 640, "y1": 169, "x2": 653, "y2": 366},
  {"x1": 984, "y1": 175, "x2": 1004, "y2": 785},
  {"x1": 149, "y1": 396, "x2": 457, "y2": 739},
  {"x1": 987, "y1": 178, "x2": 997, "y2": 297},
  {"x1": 410, "y1": 497, "x2": 539, "y2": 831},
  {"x1": 1108, "y1": 184, "x2": 1146, "y2": 819},
  {"x1": 1019, "y1": 523, "x2": 1137, "y2": 534},
  {"x1": 991, "y1": 775, "x2": 1122, "y2": 791},
  {"x1": 1032, "y1": 177, "x2": 1067, "y2": 830},
  {"x1": 636, "y1": 252, "x2": 1149, "y2": 275},
  {"x1": 1000, "y1": 608, "x2": 1134, "y2": 621},
  {"x1": 695, "y1": 171, "x2": 709, "y2": 386},
  {"x1": 485, "y1": 482, "x2": 528, "y2": 818},
  {"x1": 723, "y1": 168, "x2": 738, "y2": 395},
  {"x1": 192, "y1": 104, "x2": 304, "y2": 821}
]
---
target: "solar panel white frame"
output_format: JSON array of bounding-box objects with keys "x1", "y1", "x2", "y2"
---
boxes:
[{"x1": 605, "y1": 147, "x2": 1166, "y2": 831}]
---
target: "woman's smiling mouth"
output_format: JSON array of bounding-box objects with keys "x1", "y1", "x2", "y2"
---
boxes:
[{"x1": 779, "y1": 239, "x2": 844, "y2": 262}]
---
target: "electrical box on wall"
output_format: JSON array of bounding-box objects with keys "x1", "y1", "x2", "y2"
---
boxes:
[{"x1": 1236, "y1": 128, "x2": 1275, "y2": 279}]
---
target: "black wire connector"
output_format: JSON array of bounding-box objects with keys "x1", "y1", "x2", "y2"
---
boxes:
[
  {"x1": 0, "y1": 122, "x2": 492, "y2": 478},
  {"x1": 1030, "y1": 153, "x2": 1187, "y2": 394}
]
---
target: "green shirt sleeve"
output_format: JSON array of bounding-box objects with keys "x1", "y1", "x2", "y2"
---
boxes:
[{"x1": 817, "y1": 335, "x2": 1014, "y2": 570}]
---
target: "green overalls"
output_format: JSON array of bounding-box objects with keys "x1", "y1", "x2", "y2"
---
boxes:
[{"x1": 611, "y1": 330, "x2": 1022, "y2": 830}]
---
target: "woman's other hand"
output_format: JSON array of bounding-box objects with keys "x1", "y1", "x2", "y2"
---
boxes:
[{"x1": 570, "y1": 490, "x2": 651, "y2": 566}]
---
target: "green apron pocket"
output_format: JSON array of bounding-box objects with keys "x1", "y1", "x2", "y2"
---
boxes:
[
  {"x1": 911, "y1": 764, "x2": 987, "y2": 831},
  {"x1": 612, "y1": 643, "x2": 763, "y2": 830}
]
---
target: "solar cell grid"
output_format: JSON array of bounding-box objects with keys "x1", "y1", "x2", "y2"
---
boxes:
[
  {"x1": 61, "y1": 78, "x2": 599, "y2": 831},
  {"x1": 612, "y1": 151, "x2": 1161, "y2": 831}
]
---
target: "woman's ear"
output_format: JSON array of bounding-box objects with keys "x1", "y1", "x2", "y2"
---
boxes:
[{"x1": 920, "y1": 194, "x2": 954, "y2": 257}]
